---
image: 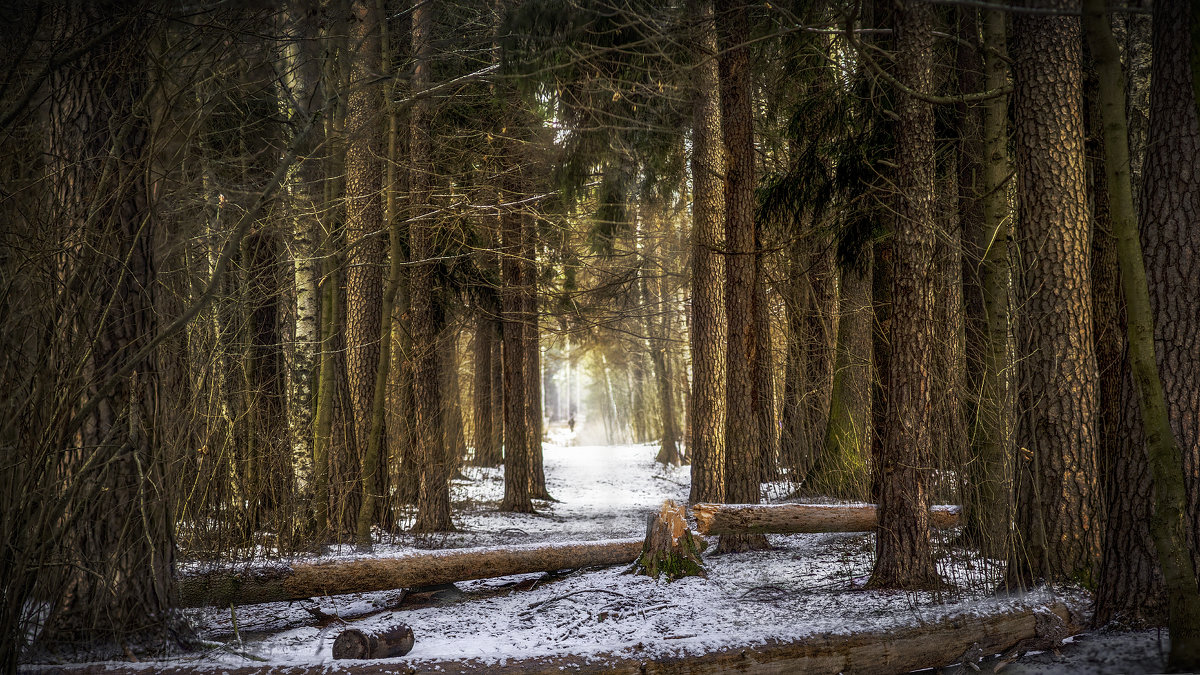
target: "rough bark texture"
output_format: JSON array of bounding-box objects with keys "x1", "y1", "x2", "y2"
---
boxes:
[
  {"x1": 715, "y1": 0, "x2": 768, "y2": 554},
  {"x1": 692, "y1": 503, "x2": 960, "y2": 536},
  {"x1": 342, "y1": 0, "x2": 386, "y2": 534},
  {"x1": 1007, "y1": 0, "x2": 1101, "y2": 588},
  {"x1": 409, "y1": 0, "x2": 452, "y2": 533},
  {"x1": 178, "y1": 539, "x2": 643, "y2": 607},
  {"x1": 868, "y1": 0, "x2": 940, "y2": 590},
  {"x1": 523, "y1": 207, "x2": 550, "y2": 499},
  {"x1": 687, "y1": 0, "x2": 727, "y2": 505},
  {"x1": 35, "y1": 5, "x2": 187, "y2": 655},
  {"x1": 1140, "y1": 0, "x2": 1200, "y2": 585},
  {"x1": 1088, "y1": 40, "x2": 1161, "y2": 629}
]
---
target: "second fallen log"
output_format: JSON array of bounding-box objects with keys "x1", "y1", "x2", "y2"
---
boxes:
[
  {"x1": 691, "y1": 503, "x2": 961, "y2": 536},
  {"x1": 332, "y1": 624, "x2": 415, "y2": 659},
  {"x1": 179, "y1": 538, "x2": 643, "y2": 608}
]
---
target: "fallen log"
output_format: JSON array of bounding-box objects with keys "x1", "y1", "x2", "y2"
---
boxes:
[
  {"x1": 332, "y1": 624, "x2": 415, "y2": 659},
  {"x1": 42, "y1": 602, "x2": 1080, "y2": 674},
  {"x1": 691, "y1": 502, "x2": 961, "y2": 536},
  {"x1": 178, "y1": 538, "x2": 642, "y2": 608}
]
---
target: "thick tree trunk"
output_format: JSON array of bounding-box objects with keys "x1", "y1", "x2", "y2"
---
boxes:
[
  {"x1": 691, "y1": 0, "x2": 724, "y2": 499},
  {"x1": 692, "y1": 503, "x2": 960, "y2": 536},
  {"x1": 1086, "y1": 0, "x2": 1200, "y2": 663},
  {"x1": 178, "y1": 539, "x2": 643, "y2": 607},
  {"x1": 868, "y1": 0, "x2": 940, "y2": 590},
  {"x1": 36, "y1": 5, "x2": 188, "y2": 655},
  {"x1": 1007, "y1": 0, "x2": 1101, "y2": 588},
  {"x1": 1139, "y1": 0, "x2": 1200, "y2": 588},
  {"x1": 715, "y1": 0, "x2": 767, "y2": 554}
]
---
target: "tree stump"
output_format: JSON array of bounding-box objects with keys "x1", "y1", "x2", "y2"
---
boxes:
[
  {"x1": 331, "y1": 624, "x2": 415, "y2": 659},
  {"x1": 632, "y1": 500, "x2": 706, "y2": 580}
]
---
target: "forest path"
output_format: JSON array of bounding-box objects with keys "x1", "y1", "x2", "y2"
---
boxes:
[{"x1": 372, "y1": 433, "x2": 691, "y2": 553}]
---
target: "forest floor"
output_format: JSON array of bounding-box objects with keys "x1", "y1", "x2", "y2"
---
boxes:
[{"x1": 29, "y1": 426, "x2": 1170, "y2": 673}]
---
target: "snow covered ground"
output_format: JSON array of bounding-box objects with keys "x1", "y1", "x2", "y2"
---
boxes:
[{"x1": 29, "y1": 430, "x2": 1168, "y2": 672}]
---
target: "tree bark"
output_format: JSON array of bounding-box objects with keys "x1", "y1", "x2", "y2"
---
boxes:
[
  {"x1": 342, "y1": 0, "x2": 386, "y2": 535},
  {"x1": 1007, "y1": 0, "x2": 1101, "y2": 588},
  {"x1": 692, "y1": 503, "x2": 960, "y2": 536},
  {"x1": 715, "y1": 0, "x2": 767, "y2": 554},
  {"x1": 332, "y1": 624, "x2": 415, "y2": 660},
  {"x1": 409, "y1": 0, "x2": 452, "y2": 533},
  {"x1": 868, "y1": 0, "x2": 940, "y2": 591},
  {"x1": 691, "y1": 0, "x2": 724, "y2": 494},
  {"x1": 35, "y1": 4, "x2": 187, "y2": 654},
  {"x1": 178, "y1": 538, "x2": 643, "y2": 607},
  {"x1": 1086, "y1": 0, "x2": 1200, "y2": 662}
]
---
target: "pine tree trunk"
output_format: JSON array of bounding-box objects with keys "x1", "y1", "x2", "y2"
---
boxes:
[
  {"x1": 715, "y1": 0, "x2": 767, "y2": 553},
  {"x1": 342, "y1": 0, "x2": 386, "y2": 535},
  {"x1": 1007, "y1": 0, "x2": 1101, "y2": 587},
  {"x1": 36, "y1": 6, "x2": 187, "y2": 654},
  {"x1": 409, "y1": 0, "x2": 452, "y2": 533},
  {"x1": 867, "y1": 0, "x2": 940, "y2": 590},
  {"x1": 1085, "y1": 0, "x2": 1200, "y2": 663},
  {"x1": 1140, "y1": 0, "x2": 1200, "y2": 589},
  {"x1": 1088, "y1": 41, "x2": 1162, "y2": 629}
]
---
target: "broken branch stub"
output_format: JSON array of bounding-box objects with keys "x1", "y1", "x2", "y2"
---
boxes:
[{"x1": 632, "y1": 500, "x2": 706, "y2": 581}]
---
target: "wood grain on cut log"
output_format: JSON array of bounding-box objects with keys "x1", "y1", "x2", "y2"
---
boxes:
[
  {"x1": 178, "y1": 538, "x2": 642, "y2": 607},
  {"x1": 49, "y1": 602, "x2": 1079, "y2": 674},
  {"x1": 332, "y1": 624, "x2": 415, "y2": 659},
  {"x1": 692, "y1": 503, "x2": 960, "y2": 536},
  {"x1": 632, "y1": 500, "x2": 706, "y2": 580}
]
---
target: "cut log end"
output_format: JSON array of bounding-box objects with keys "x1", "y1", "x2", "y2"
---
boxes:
[
  {"x1": 633, "y1": 500, "x2": 706, "y2": 581},
  {"x1": 331, "y1": 624, "x2": 415, "y2": 660}
]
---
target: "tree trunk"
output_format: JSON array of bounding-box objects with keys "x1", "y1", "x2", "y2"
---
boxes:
[
  {"x1": 816, "y1": 251, "x2": 873, "y2": 499},
  {"x1": 36, "y1": 5, "x2": 187, "y2": 654},
  {"x1": 632, "y1": 501, "x2": 705, "y2": 580},
  {"x1": 179, "y1": 539, "x2": 643, "y2": 607},
  {"x1": 1007, "y1": 0, "x2": 1101, "y2": 588},
  {"x1": 692, "y1": 503, "x2": 960, "y2": 536},
  {"x1": 961, "y1": 7, "x2": 1012, "y2": 558},
  {"x1": 1139, "y1": 0, "x2": 1200, "y2": 589},
  {"x1": 715, "y1": 0, "x2": 767, "y2": 554},
  {"x1": 1086, "y1": 0, "x2": 1200, "y2": 662},
  {"x1": 1088, "y1": 37, "x2": 1161, "y2": 629},
  {"x1": 342, "y1": 0, "x2": 386, "y2": 535},
  {"x1": 282, "y1": 8, "x2": 322, "y2": 534},
  {"x1": 868, "y1": 0, "x2": 940, "y2": 591},
  {"x1": 409, "y1": 0, "x2": 452, "y2": 533}
]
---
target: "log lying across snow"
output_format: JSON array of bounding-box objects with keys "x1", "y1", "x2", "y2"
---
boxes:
[
  {"x1": 691, "y1": 502, "x2": 961, "y2": 536},
  {"x1": 54, "y1": 602, "x2": 1079, "y2": 674},
  {"x1": 178, "y1": 538, "x2": 642, "y2": 608}
]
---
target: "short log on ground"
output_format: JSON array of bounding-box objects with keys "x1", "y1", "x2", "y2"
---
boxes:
[
  {"x1": 691, "y1": 502, "x2": 960, "y2": 536},
  {"x1": 332, "y1": 624, "x2": 415, "y2": 659},
  {"x1": 632, "y1": 500, "x2": 705, "y2": 580},
  {"x1": 179, "y1": 538, "x2": 643, "y2": 607}
]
